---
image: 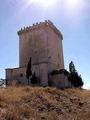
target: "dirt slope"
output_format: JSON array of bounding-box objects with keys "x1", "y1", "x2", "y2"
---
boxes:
[{"x1": 0, "y1": 86, "x2": 90, "y2": 120}]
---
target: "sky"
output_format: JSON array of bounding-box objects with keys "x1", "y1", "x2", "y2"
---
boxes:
[{"x1": 0, "y1": 0, "x2": 90, "y2": 89}]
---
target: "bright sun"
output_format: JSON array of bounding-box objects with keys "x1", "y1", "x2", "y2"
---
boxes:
[{"x1": 30, "y1": 0, "x2": 57, "y2": 8}]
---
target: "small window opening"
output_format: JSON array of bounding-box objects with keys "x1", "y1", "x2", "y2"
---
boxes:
[{"x1": 20, "y1": 73, "x2": 23, "y2": 77}]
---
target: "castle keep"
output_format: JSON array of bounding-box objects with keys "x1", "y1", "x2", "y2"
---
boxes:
[{"x1": 6, "y1": 20, "x2": 71, "y2": 88}]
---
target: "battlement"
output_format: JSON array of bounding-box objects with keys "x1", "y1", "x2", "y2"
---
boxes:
[{"x1": 18, "y1": 20, "x2": 63, "y2": 39}]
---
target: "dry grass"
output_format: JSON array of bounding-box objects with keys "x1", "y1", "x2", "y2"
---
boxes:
[{"x1": 0, "y1": 86, "x2": 90, "y2": 120}]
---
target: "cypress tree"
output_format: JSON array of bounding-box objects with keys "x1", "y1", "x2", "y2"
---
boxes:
[{"x1": 26, "y1": 57, "x2": 32, "y2": 84}]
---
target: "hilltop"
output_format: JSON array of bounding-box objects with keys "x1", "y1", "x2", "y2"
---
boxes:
[{"x1": 0, "y1": 86, "x2": 90, "y2": 120}]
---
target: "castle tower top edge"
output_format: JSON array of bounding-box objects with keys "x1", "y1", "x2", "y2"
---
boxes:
[{"x1": 17, "y1": 20, "x2": 63, "y2": 40}]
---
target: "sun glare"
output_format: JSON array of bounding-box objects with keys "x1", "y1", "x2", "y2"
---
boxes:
[
  {"x1": 30, "y1": 0, "x2": 57, "y2": 8},
  {"x1": 65, "y1": 0, "x2": 83, "y2": 9},
  {"x1": 66, "y1": 0, "x2": 79, "y2": 6}
]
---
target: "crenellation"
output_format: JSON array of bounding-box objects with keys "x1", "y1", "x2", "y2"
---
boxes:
[
  {"x1": 26, "y1": 27, "x2": 29, "y2": 30},
  {"x1": 18, "y1": 20, "x2": 63, "y2": 40},
  {"x1": 48, "y1": 21, "x2": 63, "y2": 39},
  {"x1": 29, "y1": 26, "x2": 32, "y2": 29},
  {"x1": 45, "y1": 20, "x2": 48, "y2": 24},
  {"x1": 47, "y1": 20, "x2": 52, "y2": 26},
  {"x1": 33, "y1": 23, "x2": 35, "y2": 26},
  {"x1": 20, "y1": 28, "x2": 21, "y2": 31},
  {"x1": 18, "y1": 20, "x2": 62, "y2": 36},
  {"x1": 39, "y1": 22, "x2": 42, "y2": 24},
  {"x1": 6, "y1": 20, "x2": 72, "y2": 88}
]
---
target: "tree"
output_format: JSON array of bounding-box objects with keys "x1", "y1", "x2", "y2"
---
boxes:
[
  {"x1": 68, "y1": 61, "x2": 84, "y2": 88},
  {"x1": 69, "y1": 61, "x2": 76, "y2": 73},
  {"x1": 26, "y1": 57, "x2": 32, "y2": 84}
]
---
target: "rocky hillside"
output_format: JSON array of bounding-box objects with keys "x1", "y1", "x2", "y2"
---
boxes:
[{"x1": 0, "y1": 86, "x2": 90, "y2": 120}]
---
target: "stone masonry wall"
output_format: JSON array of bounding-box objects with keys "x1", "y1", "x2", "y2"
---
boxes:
[
  {"x1": 49, "y1": 74, "x2": 72, "y2": 88},
  {"x1": 6, "y1": 20, "x2": 65, "y2": 87}
]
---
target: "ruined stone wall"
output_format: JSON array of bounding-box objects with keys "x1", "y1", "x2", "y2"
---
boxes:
[
  {"x1": 49, "y1": 74, "x2": 72, "y2": 88},
  {"x1": 6, "y1": 69, "x2": 12, "y2": 85},
  {"x1": 6, "y1": 67, "x2": 28, "y2": 85},
  {"x1": 6, "y1": 63, "x2": 48, "y2": 86}
]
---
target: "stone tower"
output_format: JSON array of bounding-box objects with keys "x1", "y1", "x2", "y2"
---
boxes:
[
  {"x1": 6, "y1": 20, "x2": 65, "y2": 86},
  {"x1": 18, "y1": 20, "x2": 64, "y2": 86}
]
